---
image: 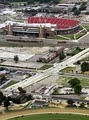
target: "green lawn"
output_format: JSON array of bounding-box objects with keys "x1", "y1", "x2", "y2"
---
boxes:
[
  {"x1": 48, "y1": 36, "x2": 68, "y2": 40},
  {"x1": 60, "y1": 67, "x2": 75, "y2": 73},
  {"x1": 39, "y1": 65, "x2": 53, "y2": 70},
  {"x1": 83, "y1": 25, "x2": 89, "y2": 31},
  {"x1": 76, "y1": 32, "x2": 86, "y2": 39},
  {"x1": 8, "y1": 113, "x2": 89, "y2": 120},
  {"x1": 48, "y1": 31, "x2": 86, "y2": 40},
  {"x1": 2, "y1": 80, "x2": 19, "y2": 89},
  {"x1": 57, "y1": 76, "x2": 89, "y2": 87},
  {"x1": 64, "y1": 34, "x2": 74, "y2": 39}
]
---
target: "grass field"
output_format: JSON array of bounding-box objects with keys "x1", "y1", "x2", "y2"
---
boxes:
[
  {"x1": 39, "y1": 65, "x2": 53, "y2": 70},
  {"x1": 64, "y1": 34, "x2": 74, "y2": 39},
  {"x1": 83, "y1": 25, "x2": 89, "y2": 31},
  {"x1": 48, "y1": 36, "x2": 68, "y2": 40},
  {"x1": 76, "y1": 31, "x2": 86, "y2": 39},
  {"x1": 8, "y1": 113, "x2": 89, "y2": 120},
  {"x1": 60, "y1": 67, "x2": 75, "y2": 73},
  {"x1": 2, "y1": 80, "x2": 19, "y2": 89},
  {"x1": 48, "y1": 31, "x2": 86, "y2": 40},
  {"x1": 57, "y1": 76, "x2": 89, "y2": 87}
]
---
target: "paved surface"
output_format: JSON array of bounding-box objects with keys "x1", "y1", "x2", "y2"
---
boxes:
[
  {"x1": 78, "y1": 32, "x2": 89, "y2": 43},
  {"x1": 1, "y1": 61, "x2": 44, "y2": 69}
]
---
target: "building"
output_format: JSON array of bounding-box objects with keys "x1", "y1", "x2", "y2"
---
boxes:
[
  {"x1": 30, "y1": 100, "x2": 47, "y2": 108},
  {"x1": 49, "y1": 47, "x2": 64, "y2": 56},
  {"x1": 38, "y1": 52, "x2": 56, "y2": 63},
  {"x1": 3, "y1": 22, "x2": 56, "y2": 38},
  {"x1": 37, "y1": 47, "x2": 64, "y2": 63},
  {"x1": 55, "y1": 3, "x2": 75, "y2": 11}
]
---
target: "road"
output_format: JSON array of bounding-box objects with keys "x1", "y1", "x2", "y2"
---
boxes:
[
  {"x1": 4, "y1": 48, "x2": 89, "y2": 96},
  {"x1": 51, "y1": 96, "x2": 89, "y2": 103},
  {"x1": 59, "y1": 72, "x2": 89, "y2": 79}
]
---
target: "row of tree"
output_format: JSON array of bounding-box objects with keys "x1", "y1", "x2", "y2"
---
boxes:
[
  {"x1": 72, "y1": 2, "x2": 87, "y2": 16},
  {"x1": 8, "y1": 0, "x2": 61, "y2": 4},
  {"x1": 0, "y1": 87, "x2": 33, "y2": 111},
  {"x1": 67, "y1": 99, "x2": 86, "y2": 108}
]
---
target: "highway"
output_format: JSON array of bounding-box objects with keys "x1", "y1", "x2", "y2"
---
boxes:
[{"x1": 4, "y1": 48, "x2": 89, "y2": 95}]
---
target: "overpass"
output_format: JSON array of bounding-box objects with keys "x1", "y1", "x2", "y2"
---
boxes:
[{"x1": 4, "y1": 48, "x2": 89, "y2": 95}]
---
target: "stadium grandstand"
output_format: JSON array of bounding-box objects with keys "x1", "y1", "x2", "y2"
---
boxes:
[{"x1": 28, "y1": 17, "x2": 80, "y2": 35}]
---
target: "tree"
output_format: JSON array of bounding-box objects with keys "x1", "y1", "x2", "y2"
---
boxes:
[
  {"x1": 0, "y1": 67, "x2": 5, "y2": 71},
  {"x1": 27, "y1": 0, "x2": 34, "y2": 4},
  {"x1": 74, "y1": 84, "x2": 82, "y2": 95},
  {"x1": 1, "y1": 75, "x2": 7, "y2": 82},
  {"x1": 72, "y1": 6, "x2": 77, "y2": 12},
  {"x1": 11, "y1": 97, "x2": 21, "y2": 104},
  {"x1": 0, "y1": 91, "x2": 6, "y2": 105},
  {"x1": 67, "y1": 99, "x2": 74, "y2": 106},
  {"x1": 59, "y1": 52, "x2": 66, "y2": 60},
  {"x1": 79, "y1": 2, "x2": 87, "y2": 11},
  {"x1": 14, "y1": 55, "x2": 19, "y2": 63},
  {"x1": 81, "y1": 62, "x2": 89, "y2": 72},
  {"x1": 76, "y1": 47, "x2": 82, "y2": 51},
  {"x1": 68, "y1": 78, "x2": 80, "y2": 88},
  {"x1": 4, "y1": 98, "x2": 11, "y2": 111},
  {"x1": 52, "y1": 0, "x2": 59, "y2": 4},
  {"x1": 74, "y1": 9, "x2": 81, "y2": 16},
  {"x1": 76, "y1": 60, "x2": 81, "y2": 65},
  {"x1": 27, "y1": 94, "x2": 33, "y2": 101},
  {"x1": 18, "y1": 87, "x2": 23, "y2": 91},
  {"x1": 18, "y1": 87, "x2": 26, "y2": 94},
  {"x1": 79, "y1": 5, "x2": 86, "y2": 11}
]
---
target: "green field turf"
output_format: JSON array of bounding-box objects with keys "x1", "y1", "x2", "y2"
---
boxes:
[{"x1": 9, "y1": 113, "x2": 89, "y2": 120}]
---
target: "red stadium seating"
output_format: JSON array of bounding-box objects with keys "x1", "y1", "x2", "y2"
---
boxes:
[{"x1": 28, "y1": 17, "x2": 80, "y2": 30}]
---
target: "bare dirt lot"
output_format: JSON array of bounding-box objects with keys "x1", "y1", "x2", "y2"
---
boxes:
[{"x1": 0, "y1": 47, "x2": 52, "y2": 54}]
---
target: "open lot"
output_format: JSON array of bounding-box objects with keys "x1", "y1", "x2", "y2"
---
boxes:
[
  {"x1": 0, "y1": 47, "x2": 51, "y2": 54},
  {"x1": 0, "y1": 47, "x2": 52, "y2": 61}
]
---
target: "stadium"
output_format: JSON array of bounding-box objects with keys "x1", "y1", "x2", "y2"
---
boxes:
[
  {"x1": 1, "y1": 17, "x2": 81, "y2": 38},
  {"x1": 28, "y1": 17, "x2": 80, "y2": 36}
]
